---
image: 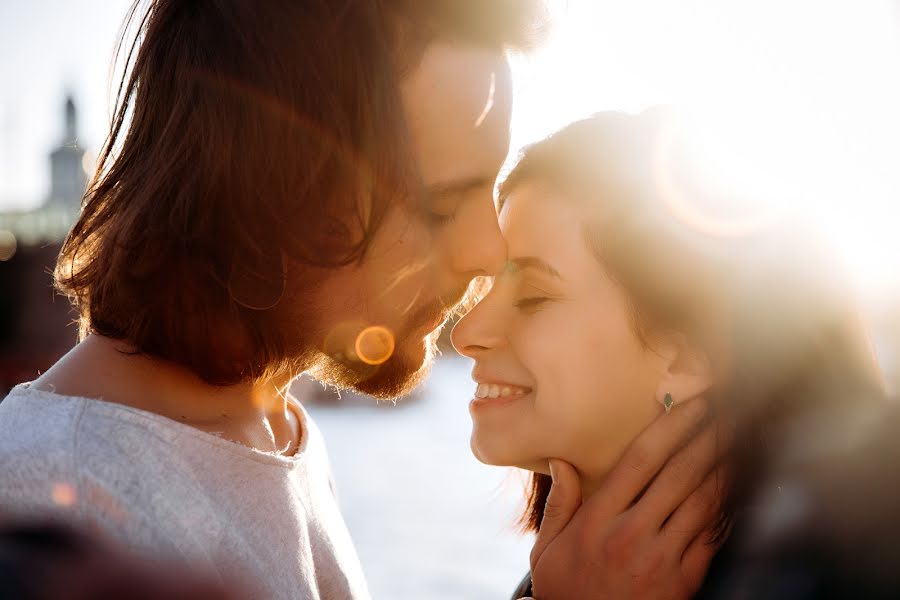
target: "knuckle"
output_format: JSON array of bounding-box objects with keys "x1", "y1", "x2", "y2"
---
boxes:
[
  {"x1": 542, "y1": 496, "x2": 565, "y2": 520},
  {"x1": 697, "y1": 469, "x2": 728, "y2": 510},
  {"x1": 685, "y1": 483, "x2": 718, "y2": 515},
  {"x1": 626, "y1": 443, "x2": 654, "y2": 475},
  {"x1": 664, "y1": 452, "x2": 693, "y2": 483},
  {"x1": 663, "y1": 435, "x2": 716, "y2": 488}
]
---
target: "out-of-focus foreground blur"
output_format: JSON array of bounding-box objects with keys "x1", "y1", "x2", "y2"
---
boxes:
[{"x1": 1, "y1": 1, "x2": 898, "y2": 599}]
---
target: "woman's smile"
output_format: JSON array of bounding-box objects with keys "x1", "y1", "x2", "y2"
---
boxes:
[{"x1": 470, "y1": 381, "x2": 533, "y2": 411}]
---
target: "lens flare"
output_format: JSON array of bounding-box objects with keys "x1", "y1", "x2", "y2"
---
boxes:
[
  {"x1": 652, "y1": 115, "x2": 785, "y2": 238},
  {"x1": 0, "y1": 230, "x2": 16, "y2": 261},
  {"x1": 51, "y1": 482, "x2": 76, "y2": 507},
  {"x1": 355, "y1": 326, "x2": 395, "y2": 366}
]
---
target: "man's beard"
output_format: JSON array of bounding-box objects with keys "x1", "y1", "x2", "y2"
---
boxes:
[
  {"x1": 308, "y1": 325, "x2": 441, "y2": 400},
  {"x1": 304, "y1": 282, "x2": 472, "y2": 400}
]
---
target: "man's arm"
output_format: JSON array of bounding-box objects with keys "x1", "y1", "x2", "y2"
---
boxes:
[{"x1": 529, "y1": 397, "x2": 730, "y2": 600}]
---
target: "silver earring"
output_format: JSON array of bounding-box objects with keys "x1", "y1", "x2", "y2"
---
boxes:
[{"x1": 663, "y1": 392, "x2": 674, "y2": 414}]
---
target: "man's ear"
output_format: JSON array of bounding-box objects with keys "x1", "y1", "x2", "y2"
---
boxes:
[{"x1": 654, "y1": 332, "x2": 713, "y2": 407}]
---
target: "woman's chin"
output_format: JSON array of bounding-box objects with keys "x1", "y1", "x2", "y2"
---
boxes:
[
  {"x1": 470, "y1": 436, "x2": 514, "y2": 466},
  {"x1": 469, "y1": 436, "x2": 547, "y2": 472},
  {"x1": 470, "y1": 437, "x2": 499, "y2": 465}
]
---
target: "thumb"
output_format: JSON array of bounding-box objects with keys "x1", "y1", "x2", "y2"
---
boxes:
[{"x1": 530, "y1": 459, "x2": 582, "y2": 572}]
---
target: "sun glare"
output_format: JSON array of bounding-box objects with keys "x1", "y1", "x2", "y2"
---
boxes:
[{"x1": 511, "y1": 0, "x2": 900, "y2": 297}]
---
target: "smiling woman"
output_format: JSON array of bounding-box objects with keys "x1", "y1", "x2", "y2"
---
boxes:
[
  {"x1": 452, "y1": 110, "x2": 887, "y2": 597},
  {"x1": 459, "y1": 180, "x2": 663, "y2": 481}
]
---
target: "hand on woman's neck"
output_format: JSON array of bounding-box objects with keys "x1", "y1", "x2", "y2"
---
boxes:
[
  {"x1": 578, "y1": 472, "x2": 610, "y2": 504},
  {"x1": 32, "y1": 334, "x2": 302, "y2": 454}
]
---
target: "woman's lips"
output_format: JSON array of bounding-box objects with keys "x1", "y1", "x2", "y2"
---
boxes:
[
  {"x1": 474, "y1": 383, "x2": 532, "y2": 399},
  {"x1": 469, "y1": 382, "x2": 532, "y2": 411}
]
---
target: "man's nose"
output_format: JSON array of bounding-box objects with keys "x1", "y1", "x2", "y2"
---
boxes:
[{"x1": 451, "y1": 197, "x2": 507, "y2": 277}]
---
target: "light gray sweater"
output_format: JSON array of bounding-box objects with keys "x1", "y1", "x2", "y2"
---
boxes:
[{"x1": 0, "y1": 383, "x2": 370, "y2": 600}]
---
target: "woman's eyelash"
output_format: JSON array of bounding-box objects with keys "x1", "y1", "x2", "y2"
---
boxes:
[
  {"x1": 513, "y1": 297, "x2": 550, "y2": 309},
  {"x1": 428, "y1": 211, "x2": 456, "y2": 227}
]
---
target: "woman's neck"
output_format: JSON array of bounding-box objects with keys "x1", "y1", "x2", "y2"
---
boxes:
[{"x1": 579, "y1": 472, "x2": 609, "y2": 503}]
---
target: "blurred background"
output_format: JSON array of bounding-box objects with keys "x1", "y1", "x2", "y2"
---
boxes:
[{"x1": 1, "y1": 1, "x2": 899, "y2": 598}]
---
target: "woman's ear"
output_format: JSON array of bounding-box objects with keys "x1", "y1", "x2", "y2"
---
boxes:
[{"x1": 654, "y1": 332, "x2": 713, "y2": 408}]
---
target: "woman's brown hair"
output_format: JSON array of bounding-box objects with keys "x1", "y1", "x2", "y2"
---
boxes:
[
  {"x1": 499, "y1": 111, "x2": 886, "y2": 538},
  {"x1": 55, "y1": 0, "x2": 545, "y2": 385}
]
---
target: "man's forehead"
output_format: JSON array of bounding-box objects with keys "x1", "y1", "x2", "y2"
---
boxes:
[{"x1": 400, "y1": 42, "x2": 513, "y2": 187}]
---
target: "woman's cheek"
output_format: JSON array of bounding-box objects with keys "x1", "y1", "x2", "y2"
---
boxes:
[
  {"x1": 510, "y1": 315, "x2": 565, "y2": 381},
  {"x1": 514, "y1": 316, "x2": 585, "y2": 438},
  {"x1": 540, "y1": 310, "x2": 629, "y2": 462}
]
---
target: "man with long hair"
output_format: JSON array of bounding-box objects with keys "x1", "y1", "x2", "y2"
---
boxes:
[{"x1": 0, "y1": 2, "x2": 722, "y2": 597}]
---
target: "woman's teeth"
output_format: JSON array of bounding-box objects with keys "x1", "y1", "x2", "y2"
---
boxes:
[{"x1": 474, "y1": 383, "x2": 530, "y2": 399}]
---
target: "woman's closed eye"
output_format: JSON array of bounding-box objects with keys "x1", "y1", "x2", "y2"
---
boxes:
[
  {"x1": 513, "y1": 296, "x2": 551, "y2": 311},
  {"x1": 512, "y1": 281, "x2": 560, "y2": 311},
  {"x1": 428, "y1": 210, "x2": 457, "y2": 227}
]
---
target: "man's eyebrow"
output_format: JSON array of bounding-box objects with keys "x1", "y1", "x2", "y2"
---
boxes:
[
  {"x1": 507, "y1": 256, "x2": 563, "y2": 280},
  {"x1": 426, "y1": 175, "x2": 494, "y2": 199}
]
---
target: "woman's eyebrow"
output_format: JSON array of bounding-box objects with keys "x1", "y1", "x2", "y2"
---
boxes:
[{"x1": 506, "y1": 256, "x2": 563, "y2": 280}]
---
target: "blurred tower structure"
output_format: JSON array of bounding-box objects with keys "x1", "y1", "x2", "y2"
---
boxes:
[
  {"x1": 0, "y1": 95, "x2": 87, "y2": 248},
  {"x1": 0, "y1": 95, "x2": 88, "y2": 394},
  {"x1": 47, "y1": 95, "x2": 88, "y2": 208}
]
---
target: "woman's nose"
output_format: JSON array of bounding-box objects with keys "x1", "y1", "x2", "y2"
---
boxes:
[{"x1": 451, "y1": 288, "x2": 505, "y2": 358}]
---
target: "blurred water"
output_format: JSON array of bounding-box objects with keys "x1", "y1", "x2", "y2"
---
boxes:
[{"x1": 304, "y1": 355, "x2": 532, "y2": 600}]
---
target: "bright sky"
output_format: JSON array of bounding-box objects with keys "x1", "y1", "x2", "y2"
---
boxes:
[{"x1": 1, "y1": 0, "x2": 899, "y2": 297}]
